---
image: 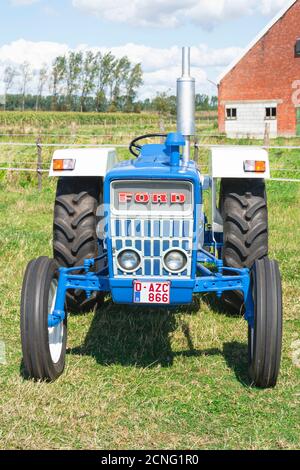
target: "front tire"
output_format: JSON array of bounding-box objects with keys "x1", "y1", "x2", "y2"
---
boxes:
[
  {"x1": 20, "y1": 257, "x2": 67, "y2": 381},
  {"x1": 248, "y1": 258, "x2": 282, "y2": 388}
]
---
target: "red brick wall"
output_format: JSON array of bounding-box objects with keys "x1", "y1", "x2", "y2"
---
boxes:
[{"x1": 219, "y1": 0, "x2": 300, "y2": 135}]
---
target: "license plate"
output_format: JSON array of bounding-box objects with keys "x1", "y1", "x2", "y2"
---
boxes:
[{"x1": 133, "y1": 281, "x2": 170, "y2": 304}]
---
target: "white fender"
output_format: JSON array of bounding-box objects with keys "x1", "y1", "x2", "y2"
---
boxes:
[
  {"x1": 49, "y1": 148, "x2": 118, "y2": 177},
  {"x1": 211, "y1": 146, "x2": 270, "y2": 179},
  {"x1": 210, "y1": 146, "x2": 270, "y2": 235}
]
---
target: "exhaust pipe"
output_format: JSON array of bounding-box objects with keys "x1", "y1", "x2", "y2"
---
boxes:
[{"x1": 177, "y1": 47, "x2": 195, "y2": 165}]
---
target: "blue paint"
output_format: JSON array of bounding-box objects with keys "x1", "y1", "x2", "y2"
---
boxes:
[
  {"x1": 165, "y1": 132, "x2": 185, "y2": 167},
  {"x1": 47, "y1": 133, "x2": 254, "y2": 329},
  {"x1": 48, "y1": 254, "x2": 253, "y2": 326}
]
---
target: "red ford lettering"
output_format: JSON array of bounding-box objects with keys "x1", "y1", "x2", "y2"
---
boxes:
[
  {"x1": 119, "y1": 192, "x2": 186, "y2": 204},
  {"x1": 135, "y1": 193, "x2": 150, "y2": 203},
  {"x1": 119, "y1": 192, "x2": 133, "y2": 203},
  {"x1": 171, "y1": 193, "x2": 186, "y2": 204},
  {"x1": 152, "y1": 193, "x2": 168, "y2": 204}
]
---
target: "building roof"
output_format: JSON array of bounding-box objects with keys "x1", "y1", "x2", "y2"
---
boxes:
[{"x1": 218, "y1": 0, "x2": 297, "y2": 84}]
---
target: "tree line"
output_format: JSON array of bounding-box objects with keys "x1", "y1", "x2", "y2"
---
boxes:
[
  {"x1": 143, "y1": 92, "x2": 217, "y2": 115},
  {"x1": 0, "y1": 50, "x2": 217, "y2": 114},
  {"x1": 0, "y1": 50, "x2": 143, "y2": 113}
]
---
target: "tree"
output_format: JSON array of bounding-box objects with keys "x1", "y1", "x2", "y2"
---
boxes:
[
  {"x1": 79, "y1": 51, "x2": 98, "y2": 112},
  {"x1": 35, "y1": 64, "x2": 48, "y2": 111},
  {"x1": 152, "y1": 91, "x2": 174, "y2": 115},
  {"x1": 95, "y1": 52, "x2": 115, "y2": 112},
  {"x1": 110, "y1": 56, "x2": 131, "y2": 109},
  {"x1": 195, "y1": 94, "x2": 210, "y2": 111},
  {"x1": 0, "y1": 48, "x2": 144, "y2": 112},
  {"x1": 19, "y1": 62, "x2": 33, "y2": 111},
  {"x1": 3, "y1": 65, "x2": 18, "y2": 110},
  {"x1": 124, "y1": 63, "x2": 143, "y2": 112},
  {"x1": 210, "y1": 95, "x2": 218, "y2": 109},
  {"x1": 50, "y1": 56, "x2": 66, "y2": 110},
  {"x1": 64, "y1": 51, "x2": 82, "y2": 110}
]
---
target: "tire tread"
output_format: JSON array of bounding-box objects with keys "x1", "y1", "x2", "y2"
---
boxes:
[{"x1": 53, "y1": 177, "x2": 103, "y2": 311}]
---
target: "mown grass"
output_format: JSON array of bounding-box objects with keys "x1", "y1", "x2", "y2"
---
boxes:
[
  {"x1": 0, "y1": 118, "x2": 299, "y2": 450},
  {"x1": 0, "y1": 179, "x2": 299, "y2": 450}
]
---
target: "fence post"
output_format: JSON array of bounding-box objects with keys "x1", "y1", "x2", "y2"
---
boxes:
[
  {"x1": 36, "y1": 136, "x2": 42, "y2": 192},
  {"x1": 71, "y1": 121, "x2": 77, "y2": 143}
]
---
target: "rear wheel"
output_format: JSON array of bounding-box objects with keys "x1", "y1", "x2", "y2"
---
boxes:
[
  {"x1": 53, "y1": 177, "x2": 104, "y2": 312},
  {"x1": 248, "y1": 258, "x2": 282, "y2": 388},
  {"x1": 220, "y1": 178, "x2": 268, "y2": 314},
  {"x1": 20, "y1": 257, "x2": 67, "y2": 381}
]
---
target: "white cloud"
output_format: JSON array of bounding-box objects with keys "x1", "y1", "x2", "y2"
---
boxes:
[
  {"x1": 84, "y1": 43, "x2": 242, "y2": 73},
  {"x1": 10, "y1": 0, "x2": 39, "y2": 6},
  {"x1": 72, "y1": 0, "x2": 292, "y2": 29},
  {"x1": 78, "y1": 43, "x2": 241, "y2": 96},
  {"x1": 0, "y1": 39, "x2": 241, "y2": 97},
  {"x1": 0, "y1": 39, "x2": 69, "y2": 69}
]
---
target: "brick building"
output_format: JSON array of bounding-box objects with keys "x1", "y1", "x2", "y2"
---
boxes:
[{"x1": 218, "y1": 0, "x2": 300, "y2": 138}]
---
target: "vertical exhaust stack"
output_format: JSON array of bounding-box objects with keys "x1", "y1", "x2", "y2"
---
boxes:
[{"x1": 177, "y1": 47, "x2": 196, "y2": 165}]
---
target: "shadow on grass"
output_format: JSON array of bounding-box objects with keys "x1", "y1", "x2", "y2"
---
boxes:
[
  {"x1": 202, "y1": 293, "x2": 244, "y2": 318},
  {"x1": 67, "y1": 298, "x2": 250, "y2": 385},
  {"x1": 223, "y1": 341, "x2": 250, "y2": 386},
  {"x1": 68, "y1": 300, "x2": 178, "y2": 368},
  {"x1": 19, "y1": 359, "x2": 29, "y2": 380}
]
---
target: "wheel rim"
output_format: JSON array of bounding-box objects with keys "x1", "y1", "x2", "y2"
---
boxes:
[{"x1": 48, "y1": 279, "x2": 64, "y2": 364}]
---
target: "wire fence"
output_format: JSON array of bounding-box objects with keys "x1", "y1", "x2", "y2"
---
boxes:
[{"x1": 0, "y1": 135, "x2": 300, "y2": 189}]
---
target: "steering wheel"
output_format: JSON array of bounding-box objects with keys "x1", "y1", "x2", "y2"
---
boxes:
[{"x1": 129, "y1": 133, "x2": 167, "y2": 157}]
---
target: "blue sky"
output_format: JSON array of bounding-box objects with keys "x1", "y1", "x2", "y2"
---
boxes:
[{"x1": 0, "y1": 0, "x2": 293, "y2": 97}]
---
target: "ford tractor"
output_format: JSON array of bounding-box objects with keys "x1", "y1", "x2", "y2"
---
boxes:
[{"x1": 20, "y1": 48, "x2": 282, "y2": 387}]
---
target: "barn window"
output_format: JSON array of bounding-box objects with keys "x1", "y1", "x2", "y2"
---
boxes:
[
  {"x1": 226, "y1": 108, "x2": 237, "y2": 120},
  {"x1": 295, "y1": 39, "x2": 300, "y2": 57},
  {"x1": 265, "y1": 107, "x2": 277, "y2": 120}
]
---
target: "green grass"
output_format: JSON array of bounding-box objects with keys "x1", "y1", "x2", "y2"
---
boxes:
[
  {"x1": 1, "y1": 110, "x2": 299, "y2": 188},
  {"x1": 0, "y1": 114, "x2": 299, "y2": 449},
  {"x1": 0, "y1": 110, "x2": 217, "y2": 135},
  {"x1": 0, "y1": 175, "x2": 299, "y2": 450}
]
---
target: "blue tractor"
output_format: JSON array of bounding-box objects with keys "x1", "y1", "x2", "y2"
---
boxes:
[{"x1": 20, "y1": 48, "x2": 282, "y2": 387}]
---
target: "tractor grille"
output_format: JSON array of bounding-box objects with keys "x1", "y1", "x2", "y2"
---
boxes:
[{"x1": 110, "y1": 180, "x2": 194, "y2": 279}]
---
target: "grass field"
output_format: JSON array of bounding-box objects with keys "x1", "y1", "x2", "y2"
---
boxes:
[
  {"x1": 0, "y1": 113, "x2": 299, "y2": 450},
  {"x1": 0, "y1": 110, "x2": 299, "y2": 188}
]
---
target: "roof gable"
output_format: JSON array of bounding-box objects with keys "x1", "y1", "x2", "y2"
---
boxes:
[{"x1": 218, "y1": 0, "x2": 297, "y2": 84}]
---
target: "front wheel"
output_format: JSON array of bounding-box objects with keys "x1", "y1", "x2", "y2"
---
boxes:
[
  {"x1": 248, "y1": 258, "x2": 282, "y2": 388},
  {"x1": 20, "y1": 257, "x2": 67, "y2": 381}
]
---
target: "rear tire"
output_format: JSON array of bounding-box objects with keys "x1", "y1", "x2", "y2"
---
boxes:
[
  {"x1": 220, "y1": 178, "x2": 268, "y2": 314},
  {"x1": 20, "y1": 257, "x2": 67, "y2": 381},
  {"x1": 53, "y1": 177, "x2": 103, "y2": 312},
  {"x1": 248, "y1": 258, "x2": 282, "y2": 388}
]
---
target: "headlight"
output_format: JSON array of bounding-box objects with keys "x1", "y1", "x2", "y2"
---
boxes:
[
  {"x1": 117, "y1": 249, "x2": 141, "y2": 272},
  {"x1": 163, "y1": 249, "x2": 188, "y2": 273}
]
